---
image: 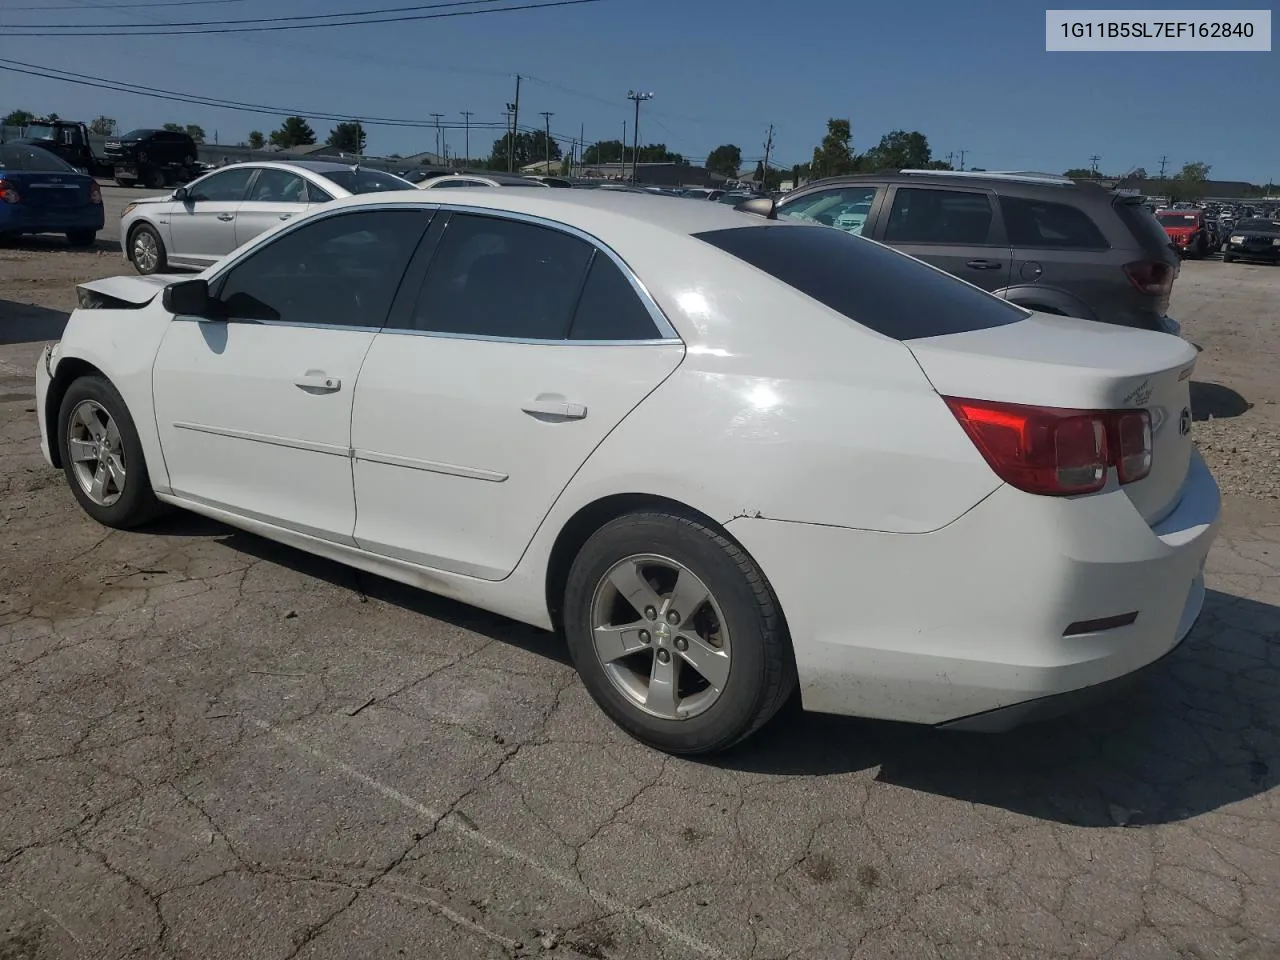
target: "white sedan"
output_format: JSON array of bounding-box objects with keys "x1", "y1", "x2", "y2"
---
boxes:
[{"x1": 36, "y1": 189, "x2": 1220, "y2": 754}]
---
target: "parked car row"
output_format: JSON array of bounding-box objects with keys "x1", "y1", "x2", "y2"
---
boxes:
[
  {"x1": 1154, "y1": 207, "x2": 1280, "y2": 264},
  {"x1": 36, "y1": 184, "x2": 1219, "y2": 754}
]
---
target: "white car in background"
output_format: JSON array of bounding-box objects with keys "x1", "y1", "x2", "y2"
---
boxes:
[
  {"x1": 37, "y1": 190, "x2": 1219, "y2": 754},
  {"x1": 417, "y1": 172, "x2": 551, "y2": 190},
  {"x1": 119, "y1": 160, "x2": 416, "y2": 274}
]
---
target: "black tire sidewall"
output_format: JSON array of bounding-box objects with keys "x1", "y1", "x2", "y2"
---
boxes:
[
  {"x1": 564, "y1": 514, "x2": 779, "y2": 754},
  {"x1": 57, "y1": 376, "x2": 158, "y2": 529}
]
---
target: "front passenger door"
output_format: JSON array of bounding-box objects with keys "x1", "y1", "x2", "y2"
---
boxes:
[
  {"x1": 776, "y1": 184, "x2": 885, "y2": 237},
  {"x1": 168, "y1": 167, "x2": 256, "y2": 265},
  {"x1": 876, "y1": 186, "x2": 1012, "y2": 293}
]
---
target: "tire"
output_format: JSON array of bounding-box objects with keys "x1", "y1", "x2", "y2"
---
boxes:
[
  {"x1": 57, "y1": 375, "x2": 166, "y2": 529},
  {"x1": 142, "y1": 166, "x2": 165, "y2": 190},
  {"x1": 563, "y1": 511, "x2": 796, "y2": 755},
  {"x1": 66, "y1": 230, "x2": 96, "y2": 248},
  {"x1": 128, "y1": 223, "x2": 167, "y2": 275},
  {"x1": 114, "y1": 178, "x2": 132, "y2": 188}
]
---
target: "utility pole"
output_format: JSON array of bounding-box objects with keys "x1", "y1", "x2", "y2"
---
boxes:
[
  {"x1": 621, "y1": 120, "x2": 626, "y2": 177},
  {"x1": 504, "y1": 105, "x2": 517, "y2": 170},
  {"x1": 761, "y1": 123, "x2": 774, "y2": 190},
  {"x1": 626, "y1": 90, "x2": 653, "y2": 183},
  {"x1": 540, "y1": 111, "x2": 554, "y2": 173},
  {"x1": 945, "y1": 151, "x2": 954, "y2": 168},
  {"x1": 1089, "y1": 154, "x2": 1101, "y2": 177},
  {"x1": 578, "y1": 122, "x2": 584, "y2": 177},
  {"x1": 1158, "y1": 154, "x2": 1169, "y2": 179},
  {"x1": 957, "y1": 149, "x2": 968, "y2": 171},
  {"x1": 460, "y1": 110, "x2": 473, "y2": 167},
  {"x1": 429, "y1": 113, "x2": 443, "y2": 162},
  {"x1": 508, "y1": 74, "x2": 522, "y2": 173}
]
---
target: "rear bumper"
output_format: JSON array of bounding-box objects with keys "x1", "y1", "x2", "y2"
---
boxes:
[
  {"x1": 726, "y1": 451, "x2": 1220, "y2": 727},
  {"x1": 0, "y1": 205, "x2": 104, "y2": 234}
]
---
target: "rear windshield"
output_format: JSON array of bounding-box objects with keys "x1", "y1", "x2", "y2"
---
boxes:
[
  {"x1": 1115, "y1": 200, "x2": 1176, "y2": 253},
  {"x1": 0, "y1": 144, "x2": 78, "y2": 172},
  {"x1": 694, "y1": 224, "x2": 1028, "y2": 341},
  {"x1": 319, "y1": 168, "x2": 415, "y2": 194}
]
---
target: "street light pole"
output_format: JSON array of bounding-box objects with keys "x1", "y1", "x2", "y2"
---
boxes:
[
  {"x1": 626, "y1": 90, "x2": 653, "y2": 184},
  {"x1": 460, "y1": 110, "x2": 473, "y2": 168},
  {"x1": 540, "y1": 111, "x2": 554, "y2": 174},
  {"x1": 429, "y1": 113, "x2": 443, "y2": 162}
]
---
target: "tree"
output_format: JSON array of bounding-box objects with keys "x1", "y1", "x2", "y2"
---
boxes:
[
  {"x1": 3, "y1": 109, "x2": 36, "y2": 127},
  {"x1": 706, "y1": 144, "x2": 742, "y2": 178},
  {"x1": 583, "y1": 139, "x2": 624, "y2": 164},
  {"x1": 811, "y1": 119, "x2": 856, "y2": 180},
  {"x1": 269, "y1": 116, "x2": 316, "y2": 150},
  {"x1": 247, "y1": 130, "x2": 266, "y2": 150},
  {"x1": 1170, "y1": 161, "x2": 1211, "y2": 201},
  {"x1": 88, "y1": 116, "x2": 116, "y2": 136},
  {"x1": 162, "y1": 122, "x2": 205, "y2": 143},
  {"x1": 860, "y1": 130, "x2": 932, "y2": 172},
  {"x1": 1063, "y1": 168, "x2": 1096, "y2": 179},
  {"x1": 486, "y1": 130, "x2": 563, "y2": 170},
  {"x1": 326, "y1": 122, "x2": 366, "y2": 154}
]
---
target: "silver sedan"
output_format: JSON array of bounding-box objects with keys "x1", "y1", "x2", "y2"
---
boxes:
[{"x1": 119, "y1": 160, "x2": 416, "y2": 274}]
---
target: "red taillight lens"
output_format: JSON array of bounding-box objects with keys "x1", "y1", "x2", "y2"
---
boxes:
[
  {"x1": 0, "y1": 179, "x2": 19, "y2": 204},
  {"x1": 89, "y1": 183, "x2": 102, "y2": 204},
  {"x1": 1124, "y1": 260, "x2": 1173, "y2": 296},
  {"x1": 944, "y1": 397, "x2": 1153, "y2": 497}
]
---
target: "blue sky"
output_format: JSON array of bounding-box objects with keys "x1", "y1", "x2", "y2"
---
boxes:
[{"x1": 1, "y1": 0, "x2": 1276, "y2": 182}]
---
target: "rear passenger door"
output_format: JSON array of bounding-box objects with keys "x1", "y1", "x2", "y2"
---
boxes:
[
  {"x1": 349, "y1": 211, "x2": 685, "y2": 580},
  {"x1": 234, "y1": 168, "x2": 311, "y2": 247},
  {"x1": 874, "y1": 185, "x2": 1012, "y2": 293},
  {"x1": 999, "y1": 195, "x2": 1113, "y2": 319}
]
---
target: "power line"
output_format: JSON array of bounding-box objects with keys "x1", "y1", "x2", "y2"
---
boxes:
[
  {"x1": 7, "y1": 0, "x2": 606, "y2": 36},
  {"x1": 12, "y1": 0, "x2": 510, "y2": 30}
]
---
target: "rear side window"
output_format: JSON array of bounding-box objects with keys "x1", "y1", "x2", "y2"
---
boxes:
[
  {"x1": 569, "y1": 254, "x2": 661, "y2": 341},
  {"x1": 1000, "y1": 197, "x2": 1108, "y2": 249},
  {"x1": 694, "y1": 224, "x2": 1027, "y2": 341},
  {"x1": 1115, "y1": 200, "x2": 1177, "y2": 254},
  {"x1": 884, "y1": 188, "x2": 995, "y2": 245}
]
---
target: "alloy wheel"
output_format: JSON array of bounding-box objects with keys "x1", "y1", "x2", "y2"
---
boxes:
[
  {"x1": 133, "y1": 231, "x2": 158, "y2": 273},
  {"x1": 67, "y1": 400, "x2": 127, "y2": 506},
  {"x1": 590, "y1": 554, "x2": 732, "y2": 720}
]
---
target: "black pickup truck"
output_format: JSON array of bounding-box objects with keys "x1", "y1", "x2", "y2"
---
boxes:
[{"x1": 102, "y1": 128, "x2": 200, "y2": 188}]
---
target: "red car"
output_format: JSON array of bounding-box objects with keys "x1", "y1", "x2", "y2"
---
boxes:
[{"x1": 1156, "y1": 209, "x2": 1211, "y2": 259}]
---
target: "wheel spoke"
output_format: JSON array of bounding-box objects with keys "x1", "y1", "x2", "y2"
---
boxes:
[
  {"x1": 607, "y1": 559, "x2": 663, "y2": 618},
  {"x1": 68, "y1": 438, "x2": 97, "y2": 462},
  {"x1": 645, "y1": 653, "x2": 680, "y2": 717},
  {"x1": 593, "y1": 622, "x2": 649, "y2": 664},
  {"x1": 105, "y1": 417, "x2": 122, "y2": 449},
  {"x1": 89, "y1": 462, "x2": 108, "y2": 502},
  {"x1": 677, "y1": 632, "x2": 731, "y2": 692},
  {"x1": 105, "y1": 453, "x2": 126, "y2": 490},
  {"x1": 665, "y1": 568, "x2": 711, "y2": 625},
  {"x1": 77, "y1": 407, "x2": 105, "y2": 441}
]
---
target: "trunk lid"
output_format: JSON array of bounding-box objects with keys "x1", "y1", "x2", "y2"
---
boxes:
[
  {"x1": 0, "y1": 170, "x2": 95, "y2": 210},
  {"x1": 908, "y1": 313, "x2": 1198, "y2": 524}
]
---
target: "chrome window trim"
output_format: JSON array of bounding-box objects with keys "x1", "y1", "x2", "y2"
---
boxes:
[{"x1": 199, "y1": 200, "x2": 682, "y2": 344}]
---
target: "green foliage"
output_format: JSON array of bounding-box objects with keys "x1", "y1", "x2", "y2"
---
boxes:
[
  {"x1": 3, "y1": 109, "x2": 36, "y2": 127},
  {"x1": 581, "y1": 139, "x2": 683, "y2": 166},
  {"x1": 1063, "y1": 168, "x2": 1096, "y2": 178},
  {"x1": 247, "y1": 130, "x2": 266, "y2": 150},
  {"x1": 486, "y1": 130, "x2": 562, "y2": 170},
  {"x1": 705, "y1": 144, "x2": 742, "y2": 178},
  {"x1": 162, "y1": 122, "x2": 204, "y2": 142},
  {"x1": 269, "y1": 116, "x2": 317, "y2": 150},
  {"x1": 860, "y1": 129, "x2": 933, "y2": 172},
  {"x1": 811, "y1": 119, "x2": 856, "y2": 179},
  {"x1": 88, "y1": 116, "x2": 115, "y2": 136},
  {"x1": 326, "y1": 122, "x2": 367, "y2": 154}
]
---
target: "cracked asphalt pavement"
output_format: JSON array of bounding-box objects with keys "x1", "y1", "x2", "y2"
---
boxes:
[{"x1": 2, "y1": 241, "x2": 1279, "y2": 959}]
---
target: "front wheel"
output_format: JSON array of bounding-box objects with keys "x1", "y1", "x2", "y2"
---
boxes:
[
  {"x1": 563, "y1": 512, "x2": 796, "y2": 755},
  {"x1": 57, "y1": 376, "x2": 166, "y2": 529},
  {"x1": 129, "y1": 223, "x2": 167, "y2": 275}
]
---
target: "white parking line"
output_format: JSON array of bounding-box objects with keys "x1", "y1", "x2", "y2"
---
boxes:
[{"x1": 251, "y1": 718, "x2": 728, "y2": 960}]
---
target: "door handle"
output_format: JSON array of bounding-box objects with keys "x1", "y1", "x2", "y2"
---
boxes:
[
  {"x1": 965, "y1": 259, "x2": 1002, "y2": 270},
  {"x1": 217, "y1": 213, "x2": 235, "y2": 222},
  {"x1": 294, "y1": 372, "x2": 341, "y2": 393},
  {"x1": 278, "y1": 214, "x2": 293, "y2": 220},
  {"x1": 522, "y1": 398, "x2": 587, "y2": 420}
]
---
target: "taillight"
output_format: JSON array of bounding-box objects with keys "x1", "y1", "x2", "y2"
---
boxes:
[
  {"x1": 1123, "y1": 260, "x2": 1173, "y2": 296},
  {"x1": 89, "y1": 182, "x2": 102, "y2": 205},
  {"x1": 0, "y1": 179, "x2": 19, "y2": 204},
  {"x1": 944, "y1": 397, "x2": 1153, "y2": 497}
]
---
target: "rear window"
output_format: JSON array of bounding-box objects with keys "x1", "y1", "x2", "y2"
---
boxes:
[
  {"x1": 1114, "y1": 200, "x2": 1176, "y2": 253},
  {"x1": 1000, "y1": 196, "x2": 1108, "y2": 249},
  {"x1": 694, "y1": 224, "x2": 1028, "y2": 341},
  {"x1": 320, "y1": 168, "x2": 415, "y2": 194},
  {"x1": 0, "y1": 144, "x2": 78, "y2": 172}
]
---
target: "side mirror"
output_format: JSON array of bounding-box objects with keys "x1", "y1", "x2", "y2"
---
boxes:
[
  {"x1": 173, "y1": 186, "x2": 189, "y2": 202},
  {"x1": 162, "y1": 278, "x2": 211, "y2": 317}
]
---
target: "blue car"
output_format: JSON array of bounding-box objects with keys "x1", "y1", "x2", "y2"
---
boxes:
[{"x1": 0, "y1": 143, "x2": 105, "y2": 247}]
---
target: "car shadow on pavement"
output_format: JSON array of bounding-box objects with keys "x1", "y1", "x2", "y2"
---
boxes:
[
  {"x1": 0, "y1": 233, "x2": 116, "y2": 255},
  {"x1": 716, "y1": 589, "x2": 1279, "y2": 827},
  {"x1": 0, "y1": 299, "x2": 69, "y2": 345},
  {"x1": 1191, "y1": 380, "x2": 1250, "y2": 420}
]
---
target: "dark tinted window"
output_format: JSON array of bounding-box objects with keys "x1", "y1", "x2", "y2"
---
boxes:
[
  {"x1": 411, "y1": 213, "x2": 592, "y2": 339},
  {"x1": 216, "y1": 209, "x2": 429, "y2": 327},
  {"x1": 246, "y1": 169, "x2": 306, "y2": 203},
  {"x1": 0, "y1": 144, "x2": 78, "y2": 173},
  {"x1": 120, "y1": 129, "x2": 157, "y2": 140},
  {"x1": 1114, "y1": 200, "x2": 1174, "y2": 254},
  {"x1": 189, "y1": 168, "x2": 254, "y2": 202},
  {"x1": 1236, "y1": 219, "x2": 1280, "y2": 231},
  {"x1": 695, "y1": 224, "x2": 1027, "y2": 341},
  {"x1": 429, "y1": 179, "x2": 484, "y2": 188},
  {"x1": 1000, "y1": 196, "x2": 1108, "y2": 249},
  {"x1": 306, "y1": 182, "x2": 334, "y2": 203},
  {"x1": 884, "y1": 188, "x2": 994, "y2": 244},
  {"x1": 569, "y1": 254, "x2": 661, "y2": 341},
  {"x1": 319, "y1": 168, "x2": 414, "y2": 195}
]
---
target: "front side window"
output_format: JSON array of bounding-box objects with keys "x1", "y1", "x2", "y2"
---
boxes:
[
  {"x1": 215, "y1": 209, "x2": 430, "y2": 327},
  {"x1": 246, "y1": 169, "x2": 306, "y2": 204},
  {"x1": 189, "y1": 168, "x2": 255, "y2": 203},
  {"x1": 410, "y1": 213, "x2": 593, "y2": 339},
  {"x1": 779, "y1": 186, "x2": 878, "y2": 236},
  {"x1": 884, "y1": 187, "x2": 995, "y2": 244},
  {"x1": 1000, "y1": 196, "x2": 1108, "y2": 249}
]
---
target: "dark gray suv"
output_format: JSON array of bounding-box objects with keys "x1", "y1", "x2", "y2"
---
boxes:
[{"x1": 774, "y1": 171, "x2": 1181, "y2": 332}]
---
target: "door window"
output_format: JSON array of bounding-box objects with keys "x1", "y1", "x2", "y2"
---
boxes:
[
  {"x1": 429, "y1": 179, "x2": 485, "y2": 188},
  {"x1": 1000, "y1": 197, "x2": 1109, "y2": 249},
  {"x1": 409, "y1": 213, "x2": 593, "y2": 339},
  {"x1": 884, "y1": 188, "x2": 995, "y2": 244},
  {"x1": 305, "y1": 182, "x2": 334, "y2": 203},
  {"x1": 215, "y1": 209, "x2": 430, "y2": 327},
  {"x1": 778, "y1": 186, "x2": 879, "y2": 236},
  {"x1": 188, "y1": 168, "x2": 255, "y2": 203},
  {"x1": 568, "y1": 253, "x2": 662, "y2": 341},
  {"x1": 246, "y1": 169, "x2": 306, "y2": 204}
]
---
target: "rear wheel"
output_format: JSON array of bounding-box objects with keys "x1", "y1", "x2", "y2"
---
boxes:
[
  {"x1": 563, "y1": 511, "x2": 796, "y2": 755},
  {"x1": 57, "y1": 376, "x2": 166, "y2": 529},
  {"x1": 66, "y1": 230, "x2": 96, "y2": 248},
  {"x1": 129, "y1": 223, "x2": 167, "y2": 275},
  {"x1": 142, "y1": 166, "x2": 165, "y2": 190}
]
